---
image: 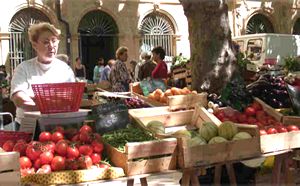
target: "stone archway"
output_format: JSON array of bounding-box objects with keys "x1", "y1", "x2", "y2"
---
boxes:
[
  {"x1": 78, "y1": 10, "x2": 119, "y2": 81},
  {"x1": 9, "y1": 7, "x2": 51, "y2": 72},
  {"x1": 139, "y1": 11, "x2": 176, "y2": 61},
  {"x1": 246, "y1": 13, "x2": 274, "y2": 34}
]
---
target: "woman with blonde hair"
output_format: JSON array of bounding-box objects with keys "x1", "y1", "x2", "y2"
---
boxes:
[
  {"x1": 10, "y1": 22, "x2": 75, "y2": 129},
  {"x1": 109, "y1": 46, "x2": 131, "y2": 92}
]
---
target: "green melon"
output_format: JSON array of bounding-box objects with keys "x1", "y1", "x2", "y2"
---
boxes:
[
  {"x1": 198, "y1": 122, "x2": 218, "y2": 142},
  {"x1": 187, "y1": 136, "x2": 207, "y2": 147},
  {"x1": 218, "y1": 121, "x2": 238, "y2": 140},
  {"x1": 172, "y1": 130, "x2": 192, "y2": 139},
  {"x1": 208, "y1": 136, "x2": 228, "y2": 144},
  {"x1": 147, "y1": 120, "x2": 165, "y2": 134},
  {"x1": 232, "y1": 132, "x2": 252, "y2": 141}
]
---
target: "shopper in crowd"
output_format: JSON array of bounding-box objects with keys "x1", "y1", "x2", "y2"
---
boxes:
[
  {"x1": 100, "y1": 59, "x2": 115, "y2": 82},
  {"x1": 109, "y1": 46, "x2": 131, "y2": 92},
  {"x1": 0, "y1": 65, "x2": 7, "y2": 82},
  {"x1": 134, "y1": 52, "x2": 147, "y2": 81},
  {"x1": 93, "y1": 57, "x2": 105, "y2": 83},
  {"x1": 129, "y1": 60, "x2": 137, "y2": 81},
  {"x1": 138, "y1": 52, "x2": 156, "y2": 80},
  {"x1": 74, "y1": 57, "x2": 86, "y2": 79},
  {"x1": 56, "y1": 54, "x2": 70, "y2": 65},
  {"x1": 151, "y1": 46, "x2": 168, "y2": 79},
  {"x1": 10, "y1": 22, "x2": 75, "y2": 130}
]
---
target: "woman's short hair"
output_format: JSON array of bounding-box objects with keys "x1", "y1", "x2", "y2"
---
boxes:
[
  {"x1": 116, "y1": 46, "x2": 128, "y2": 59},
  {"x1": 152, "y1": 46, "x2": 166, "y2": 60},
  {"x1": 28, "y1": 22, "x2": 61, "y2": 43}
]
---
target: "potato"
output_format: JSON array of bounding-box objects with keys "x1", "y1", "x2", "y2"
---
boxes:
[
  {"x1": 164, "y1": 89, "x2": 173, "y2": 96},
  {"x1": 171, "y1": 87, "x2": 180, "y2": 95}
]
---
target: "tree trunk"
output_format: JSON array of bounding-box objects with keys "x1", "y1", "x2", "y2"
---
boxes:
[{"x1": 179, "y1": 0, "x2": 239, "y2": 94}]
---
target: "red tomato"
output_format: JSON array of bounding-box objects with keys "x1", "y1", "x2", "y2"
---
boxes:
[
  {"x1": 44, "y1": 141, "x2": 56, "y2": 153},
  {"x1": 26, "y1": 145, "x2": 42, "y2": 161},
  {"x1": 214, "y1": 111, "x2": 225, "y2": 121},
  {"x1": 51, "y1": 156, "x2": 66, "y2": 171},
  {"x1": 71, "y1": 134, "x2": 79, "y2": 142},
  {"x1": 256, "y1": 111, "x2": 266, "y2": 121},
  {"x1": 3, "y1": 140, "x2": 15, "y2": 152},
  {"x1": 99, "y1": 163, "x2": 110, "y2": 169},
  {"x1": 79, "y1": 125, "x2": 93, "y2": 134},
  {"x1": 276, "y1": 126, "x2": 288, "y2": 133},
  {"x1": 78, "y1": 156, "x2": 93, "y2": 169},
  {"x1": 90, "y1": 153, "x2": 101, "y2": 164},
  {"x1": 79, "y1": 145, "x2": 93, "y2": 156},
  {"x1": 252, "y1": 102, "x2": 262, "y2": 111},
  {"x1": 54, "y1": 126, "x2": 64, "y2": 134},
  {"x1": 21, "y1": 168, "x2": 35, "y2": 177},
  {"x1": 51, "y1": 132, "x2": 64, "y2": 143},
  {"x1": 65, "y1": 128, "x2": 78, "y2": 139},
  {"x1": 34, "y1": 158, "x2": 42, "y2": 170},
  {"x1": 40, "y1": 151, "x2": 54, "y2": 165},
  {"x1": 79, "y1": 132, "x2": 91, "y2": 143},
  {"x1": 13, "y1": 142, "x2": 27, "y2": 156},
  {"x1": 20, "y1": 156, "x2": 32, "y2": 169},
  {"x1": 91, "y1": 133, "x2": 101, "y2": 141},
  {"x1": 67, "y1": 146, "x2": 80, "y2": 159},
  {"x1": 245, "y1": 106, "x2": 256, "y2": 117},
  {"x1": 16, "y1": 139, "x2": 27, "y2": 144},
  {"x1": 237, "y1": 113, "x2": 247, "y2": 123},
  {"x1": 66, "y1": 159, "x2": 79, "y2": 170},
  {"x1": 287, "y1": 125, "x2": 300, "y2": 132},
  {"x1": 259, "y1": 129, "x2": 267, "y2": 136},
  {"x1": 41, "y1": 164, "x2": 52, "y2": 173},
  {"x1": 247, "y1": 117, "x2": 257, "y2": 124},
  {"x1": 267, "y1": 127, "x2": 278, "y2": 134},
  {"x1": 92, "y1": 141, "x2": 104, "y2": 153},
  {"x1": 55, "y1": 141, "x2": 69, "y2": 156},
  {"x1": 39, "y1": 132, "x2": 52, "y2": 142}
]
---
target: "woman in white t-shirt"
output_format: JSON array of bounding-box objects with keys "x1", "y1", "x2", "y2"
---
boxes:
[{"x1": 10, "y1": 22, "x2": 75, "y2": 128}]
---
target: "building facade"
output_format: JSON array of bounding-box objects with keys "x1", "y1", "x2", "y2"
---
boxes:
[{"x1": 0, "y1": 0, "x2": 300, "y2": 80}]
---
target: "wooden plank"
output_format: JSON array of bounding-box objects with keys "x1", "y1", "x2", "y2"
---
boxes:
[
  {"x1": 0, "y1": 152, "x2": 19, "y2": 172},
  {"x1": 282, "y1": 115, "x2": 300, "y2": 125},
  {"x1": 105, "y1": 144, "x2": 128, "y2": 171},
  {"x1": 198, "y1": 106, "x2": 222, "y2": 126},
  {"x1": 133, "y1": 110, "x2": 193, "y2": 127},
  {"x1": 125, "y1": 138, "x2": 177, "y2": 160},
  {"x1": 0, "y1": 171, "x2": 20, "y2": 186},
  {"x1": 125, "y1": 154, "x2": 177, "y2": 176},
  {"x1": 260, "y1": 133, "x2": 290, "y2": 153},
  {"x1": 168, "y1": 93, "x2": 207, "y2": 111}
]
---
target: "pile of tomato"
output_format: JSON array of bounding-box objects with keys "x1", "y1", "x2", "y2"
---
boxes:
[
  {"x1": 1, "y1": 125, "x2": 108, "y2": 176},
  {"x1": 214, "y1": 101, "x2": 299, "y2": 135}
]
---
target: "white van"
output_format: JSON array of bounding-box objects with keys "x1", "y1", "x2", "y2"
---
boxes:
[{"x1": 233, "y1": 33, "x2": 300, "y2": 71}]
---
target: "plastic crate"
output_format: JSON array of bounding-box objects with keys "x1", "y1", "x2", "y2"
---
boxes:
[
  {"x1": 0, "y1": 112, "x2": 32, "y2": 146},
  {"x1": 32, "y1": 82, "x2": 85, "y2": 114}
]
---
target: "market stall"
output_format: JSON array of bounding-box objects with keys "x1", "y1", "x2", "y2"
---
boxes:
[{"x1": 1, "y1": 73, "x2": 300, "y2": 186}]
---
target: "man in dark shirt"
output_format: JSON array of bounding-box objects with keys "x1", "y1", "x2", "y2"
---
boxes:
[{"x1": 138, "y1": 53, "x2": 156, "y2": 80}]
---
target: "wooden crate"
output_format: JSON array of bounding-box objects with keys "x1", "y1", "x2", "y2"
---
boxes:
[
  {"x1": 177, "y1": 124, "x2": 261, "y2": 168},
  {"x1": 168, "y1": 92, "x2": 207, "y2": 111},
  {"x1": 172, "y1": 67, "x2": 187, "y2": 79},
  {"x1": 132, "y1": 92, "x2": 167, "y2": 107},
  {"x1": 0, "y1": 152, "x2": 20, "y2": 186},
  {"x1": 129, "y1": 106, "x2": 194, "y2": 127},
  {"x1": 105, "y1": 138, "x2": 177, "y2": 176}
]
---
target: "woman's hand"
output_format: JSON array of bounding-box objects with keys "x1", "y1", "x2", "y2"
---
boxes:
[{"x1": 11, "y1": 91, "x2": 38, "y2": 111}]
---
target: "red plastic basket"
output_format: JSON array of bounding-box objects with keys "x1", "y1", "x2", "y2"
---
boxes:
[
  {"x1": 0, "y1": 131, "x2": 32, "y2": 146},
  {"x1": 31, "y1": 82, "x2": 85, "y2": 114}
]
